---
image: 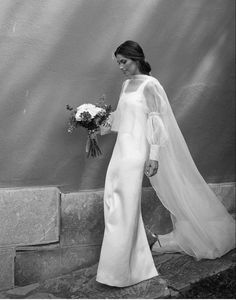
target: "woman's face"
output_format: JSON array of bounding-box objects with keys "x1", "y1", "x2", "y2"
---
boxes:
[{"x1": 116, "y1": 54, "x2": 140, "y2": 77}]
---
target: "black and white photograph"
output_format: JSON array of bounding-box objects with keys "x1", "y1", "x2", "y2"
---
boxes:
[{"x1": 0, "y1": 0, "x2": 235, "y2": 299}]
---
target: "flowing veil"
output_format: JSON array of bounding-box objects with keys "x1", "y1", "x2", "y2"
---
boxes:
[{"x1": 149, "y1": 77, "x2": 235, "y2": 260}]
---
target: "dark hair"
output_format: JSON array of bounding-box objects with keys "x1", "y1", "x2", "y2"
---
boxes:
[{"x1": 114, "y1": 40, "x2": 151, "y2": 75}]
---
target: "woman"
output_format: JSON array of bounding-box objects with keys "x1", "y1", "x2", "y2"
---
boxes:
[{"x1": 96, "y1": 41, "x2": 235, "y2": 287}]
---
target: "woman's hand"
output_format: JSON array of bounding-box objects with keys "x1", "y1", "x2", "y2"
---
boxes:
[
  {"x1": 94, "y1": 128, "x2": 101, "y2": 135},
  {"x1": 145, "y1": 159, "x2": 159, "y2": 177},
  {"x1": 99, "y1": 123, "x2": 112, "y2": 135}
]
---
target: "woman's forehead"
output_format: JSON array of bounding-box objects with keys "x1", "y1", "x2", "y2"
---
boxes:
[
  {"x1": 116, "y1": 54, "x2": 126, "y2": 60},
  {"x1": 116, "y1": 54, "x2": 128, "y2": 62}
]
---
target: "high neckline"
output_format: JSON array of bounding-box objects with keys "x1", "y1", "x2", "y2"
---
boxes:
[{"x1": 129, "y1": 74, "x2": 150, "y2": 80}]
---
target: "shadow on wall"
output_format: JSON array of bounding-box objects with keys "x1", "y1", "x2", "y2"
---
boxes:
[{"x1": 0, "y1": 0, "x2": 234, "y2": 191}]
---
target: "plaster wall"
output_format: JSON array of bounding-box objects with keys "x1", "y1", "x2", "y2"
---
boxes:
[{"x1": 0, "y1": 0, "x2": 235, "y2": 191}]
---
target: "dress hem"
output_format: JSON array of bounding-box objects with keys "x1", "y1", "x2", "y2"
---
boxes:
[{"x1": 96, "y1": 271, "x2": 159, "y2": 287}]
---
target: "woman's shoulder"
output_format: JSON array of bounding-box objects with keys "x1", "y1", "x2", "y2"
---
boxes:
[
  {"x1": 147, "y1": 75, "x2": 162, "y2": 86},
  {"x1": 145, "y1": 76, "x2": 165, "y2": 93},
  {"x1": 143, "y1": 75, "x2": 164, "y2": 92}
]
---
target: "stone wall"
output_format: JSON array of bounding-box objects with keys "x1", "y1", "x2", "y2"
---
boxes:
[
  {"x1": 0, "y1": 182, "x2": 235, "y2": 290},
  {"x1": 0, "y1": 187, "x2": 60, "y2": 291}
]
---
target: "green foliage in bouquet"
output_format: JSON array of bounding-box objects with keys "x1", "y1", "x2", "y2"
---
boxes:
[{"x1": 66, "y1": 95, "x2": 112, "y2": 158}]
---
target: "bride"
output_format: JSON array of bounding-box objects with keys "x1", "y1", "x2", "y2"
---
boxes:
[{"x1": 96, "y1": 40, "x2": 235, "y2": 287}]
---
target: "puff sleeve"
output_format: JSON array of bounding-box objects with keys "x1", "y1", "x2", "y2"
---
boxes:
[{"x1": 144, "y1": 80, "x2": 169, "y2": 161}]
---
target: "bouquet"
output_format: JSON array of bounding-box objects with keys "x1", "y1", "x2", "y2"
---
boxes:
[{"x1": 66, "y1": 95, "x2": 112, "y2": 158}]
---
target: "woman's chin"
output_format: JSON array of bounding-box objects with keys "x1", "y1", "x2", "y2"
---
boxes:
[{"x1": 123, "y1": 72, "x2": 131, "y2": 78}]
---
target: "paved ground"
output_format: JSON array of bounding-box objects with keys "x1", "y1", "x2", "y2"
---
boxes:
[
  {"x1": 175, "y1": 266, "x2": 236, "y2": 298},
  {"x1": 1, "y1": 249, "x2": 235, "y2": 299}
]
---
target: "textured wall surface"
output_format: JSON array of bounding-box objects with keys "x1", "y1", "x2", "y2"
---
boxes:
[
  {"x1": 0, "y1": 0, "x2": 235, "y2": 191},
  {"x1": 14, "y1": 182, "x2": 235, "y2": 285},
  {"x1": 0, "y1": 187, "x2": 60, "y2": 246},
  {"x1": 0, "y1": 247, "x2": 15, "y2": 291}
]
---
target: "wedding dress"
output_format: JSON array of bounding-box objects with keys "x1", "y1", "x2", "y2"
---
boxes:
[
  {"x1": 96, "y1": 75, "x2": 158, "y2": 287},
  {"x1": 96, "y1": 74, "x2": 235, "y2": 287}
]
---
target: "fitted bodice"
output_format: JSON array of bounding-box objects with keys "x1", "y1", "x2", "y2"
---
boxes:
[{"x1": 112, "y1": 79, "x2": 149, "y2": 135}]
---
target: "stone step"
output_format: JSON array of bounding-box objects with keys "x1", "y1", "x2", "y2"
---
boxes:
[
  {"x1": 15, "y1": 244, "x2": 101, "y2": 286},
  {"x1": 1, "y1": 249, "x2": 235, "y2": 299}
]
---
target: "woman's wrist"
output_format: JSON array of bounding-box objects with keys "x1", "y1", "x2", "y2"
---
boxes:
[
  {"x1": 100, "y1": 124, "x2": 111, "y2": 135},
  {"x1": 149, "y1": 145, "x2": 160, "y2": 161}
]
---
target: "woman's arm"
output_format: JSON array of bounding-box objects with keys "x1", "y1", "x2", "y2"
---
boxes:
[{"x1": 144, "y1": 80, "x2": 168, "y2": 177}]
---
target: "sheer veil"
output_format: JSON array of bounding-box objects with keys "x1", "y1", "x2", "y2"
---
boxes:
[
  {"x1": 106, "y1": 74, "x2": 235, "y2": 260},
  {"x1": 148, "y1": 76, "x2": 235, "y2": 259}
]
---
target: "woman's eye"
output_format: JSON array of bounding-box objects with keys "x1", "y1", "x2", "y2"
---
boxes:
[
  {"x1": 118, "y1": 60, "x2": 126, "y2": 65},
  {"x1": 117, "y1": 59, "x2": 127, "y2": 65}
]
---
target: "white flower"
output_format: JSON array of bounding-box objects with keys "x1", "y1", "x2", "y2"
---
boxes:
[{"x1": 75, "y1": 104, "x2": 105, "y2": 121}]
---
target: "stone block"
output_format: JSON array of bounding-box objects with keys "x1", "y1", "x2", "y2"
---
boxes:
[
  {"x1": 0, "y1": 247, "x2": 15, "y2": 291},
  {"x1": 209, "y1": 182, "x2": 235, "y2": 213},
  {"x1": 141, "y1": 182, "x2": 235, "y2": 234},
  {"x1": 15, "y1": 244, "x2": 101, "y2": 286},
  {"x1": 60, "y1": 190, "x2": 105, "y2": 246},
  {"x1": 12, "y1": 183, "x2": 229, "y2": 248},
  {"x1": 61, "y1": 188, "x2": 173, "y2": 247},
  {"x1": 141, "y1": 188, "x2": 173, "y2": 235},
  {"x1": 0, "y1": 187, "x2": 60, "y2": 246}
]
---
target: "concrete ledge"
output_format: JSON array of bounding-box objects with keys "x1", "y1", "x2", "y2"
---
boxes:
[
  {"x1": 0, "y1": 187, "x2": 60, "y2": 247},
  {"x1": 0, "y1": 247, "x2": 15, "y2": 291}
]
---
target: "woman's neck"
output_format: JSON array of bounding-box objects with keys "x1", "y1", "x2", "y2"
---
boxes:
[{"x1": 129, "y1": 74, "x2": 150, "y2": 80}]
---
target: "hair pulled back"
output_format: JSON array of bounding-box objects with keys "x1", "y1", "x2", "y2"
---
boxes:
[{"x1": 114, "y1": 40, "x2": 151, "y2": 75}]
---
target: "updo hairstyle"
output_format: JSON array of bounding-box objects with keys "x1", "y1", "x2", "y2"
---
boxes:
[{"x1": 114, "y1": 40, "x2": 151, "y2": 75}]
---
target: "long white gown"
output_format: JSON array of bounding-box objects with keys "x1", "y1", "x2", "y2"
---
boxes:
[{"x1": 96, "y1": 74, "x2": 235, "y2": 287}]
